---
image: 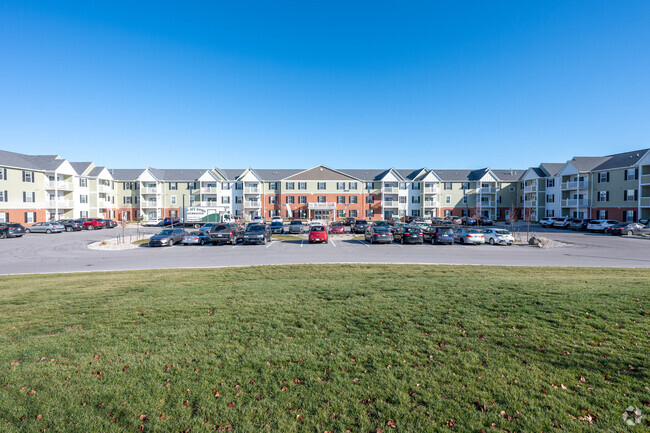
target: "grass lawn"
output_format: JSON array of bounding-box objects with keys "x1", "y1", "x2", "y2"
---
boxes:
[{"x1": 0, "y1": 265, "x2": 648, "y2": 432}]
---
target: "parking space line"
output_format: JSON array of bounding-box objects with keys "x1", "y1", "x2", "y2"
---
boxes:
[
  {"x1": 357, "y1": 240, "x2": 370, "y2": 248},
  {"x1": 300, "y1": 240, "x2": 304, "y2": 248},
  {"x1": 265, "y1": 241, "x2": 274, "y2": 248},
  {"x1": 329, "y1": 239, "x2": 336, "y2": 247},
  {"x1": 231, "y1": 244, "x2": 239, "y2": 249}
]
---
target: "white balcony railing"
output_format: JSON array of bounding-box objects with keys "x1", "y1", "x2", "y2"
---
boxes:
[
  {"x1": 478, "y1": 187, "x2": 497, "y2": 194},
  {"x1": 524, "y1": 200, "x2": 537, "y2": 207},
  {"x1": 142, "y1": 187, "x2": 158, "y2": 194},
  {"x1": 641, "y1": 174, "x2": 650, "y2": 185},
  {"x1": 383, "y1": 187, "x2": 397, "y2": 193},
  {"x1": 561, "y1": 181, "x2": 589, "y2": 190},
  {"x1": 245, "y1": 201, "x2": 260, "y2": 208},
  {"x1": 245, "y1": 187, "x2": 259, "y2": 194},
  {"x1": 423, "y1": 200, "x2": 439, "y2": 207},
  {"x1": 200, "y1": 201, "x2": 219, "y2": 207},
  {"x1": 384, "y1": 200, "x2": 398, "y2": 207},
  {"x1": 201, "y1": 186, "x2": 217, "y2": 194},
  {"x1": 99, "y1": 200, "x2": 113, "y2": 208},
  {"x1": 142, "y1": 201, "x2": 158, "y2": 208},
  {"x1": 640, "y1": 197, "x2": 650, "y2": 207},
  {"x1": 424, "y1": 186, "x2": 439, "y2": 194},
  {"x1": 479, "y1": 201, "x2": 496, "y2": 207},
  {"x1": 524, "y1": 185, "x2": 537, "y2": 193},
  {"x1": 561, "y1": 199, "x2": 589, "y2": 207},
  {"x1": 98, "y1": 184, "x2": 112, "y2": 192},
  {"x1": 45, "y1": 180, "x2": 74, "y2": 190},
  {"x1": 46, "y1": 199, "x2": 74, "y2": 208}
]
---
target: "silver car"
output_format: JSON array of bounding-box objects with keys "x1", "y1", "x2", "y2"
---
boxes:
[
  {"x1": 182, "y1": 231, "x2": 210, "y2": 245},
  {"x1": 453, "y1": 228, "x2": 485, "y2": 245},
  {"x1": 148, "y1": 228, "x2": 187, "y2": 247},
  {"x1": 25, "y1": 222, "x2": 65, "y2": 234},
  {"x1": 482, "y1": 228, "x2": 514, "y2": 245}
]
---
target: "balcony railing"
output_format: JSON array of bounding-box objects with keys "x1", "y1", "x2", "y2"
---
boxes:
[
  {"x1": 524, "y1": 200, "x2": 537, "y2": 207},
  {"x1": 142, "y1": 201, "x2": 158, "y2": 208},
  {"x1": 46, "y1": 199, "x2": 74, "y2": 208},
  {"x1": 98, "y1": 184, "x2": 112, "y2": 192},
  {"x1": 245, "y1": 188, "x2": 259, "y2": 194},
  {"x1": 200, "y1": 201, "x2": 219, "y2": 207},
  {"x1": 479, "y1": 201, "x2": 496, "y2": 207},
  {"x1": 45, "y1": 180, "x2": 74, "y2": 190},
  {"x1": 201, "y1": 186, "x2": 217, "y2": 193},
  {"x1": 561, "y1": 198, "x2": 589, "y2": 207},
  {"x1": 641, "y1": 197, "x2": 650, "y2": 207},
  {"x1": 99, "y1": 200, "x2": 113, "y2": 208},
  {"x1": 561, "y1": 181, "x2": 589, "y2": 190},
  {"x1": 383, "y1": 187, "x2": 397, "y2": 193},
  {"x1": 423, "y1": 200, "x2": 439, "y2": 207},
  {"x1": 424, "y1": 186, "x2": 439, "y2": 194},
  {"x1": 524, "y1": 185, "x2": 537, "y2": 193},
  {"x1": 641, "y1": 174, "x2": 650, "y2": 185},
  {"x1": 384, "y1": 200, "x2": 398, "y2": 207},
  {"x1": 142, "y1": 187, "x2": 158, "y2": 194},
  {"x1": 478, "y1": 187, "x2": 496, "y2": 194},
  {"x1": 245, "y1": 201, "x2": 260, "y2": 208}
]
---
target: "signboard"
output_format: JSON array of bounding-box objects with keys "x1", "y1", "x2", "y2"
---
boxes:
[{"x1": 181, "y1": 206, "x2": 225, "y2": 223}]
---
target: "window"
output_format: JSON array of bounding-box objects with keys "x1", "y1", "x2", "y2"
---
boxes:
[
  {"x1": 0, "y1": 213, "x2": 6, "y2": 222},
  {"x1": 498, "y1": 196, "x2": 502, "y2": 203},
  {"x1": 317, "y1": 196, "x2": 326, "y2": 203},
  {"x1": 221, "y1": 182, "x2": 230, "y2": 190},
  {"x1": 269, "y1": 196, "x2": 277, "y2": 204},
  {"x1": 298, "y1": 196, "x2": 307, "y2": 204},
  {"x1": 235, "y1": 196, "x2": 242, "y2": 204},
  {"x1": 0, "y1": 191, "x2": 6, "y2": 202},
  {"x1": 317, "y1": 182, "x2": 326, "y2": 190},
  {"x1": 298, "y1": 209, "x2": 307, "y2": 219},
  {"x1": 22, "y1": 171, "x2": 34, "y2": 183},
  {"x1": 624, "y1": 190, "x2": 637, "y2": 201},
  {"x1": 124, "y1": 182, "x2": 133, "y2": 190},
  {"x1": 546, "y1": 210, "x2": 555, "y2": 217},
  {"x1": 481, "y1": 196, "x2": 490, "y2": 203},
  {"x1": 411, "y1": 210, "x2": 421, "y2": 217},
  {"x1": 124, "y1": 197, "x2": 132, "y2": 204},
  {"x1": 366, "y1": 182, "x2": 374, "y2": 190},
  {"x1": 444, "y1": 182, "x2": 452, "y2": 190},
  {"x1": 0, "y1": 168, "x2": 6, "y2": 180},
  {"x1": 169, "y1": 182, "x2": 178, "y2": 190},
  {"x1": 189, "y1": 196, "x2": 197, "y2": 205},
  {"x1": 624, "y1": 168, "x2": 638, "y2": 181},
  {"x1": 598, "y1": 210, "x2": 608, "y2": 219},
  {"x1": 349, "y1": 196, "x2": 357, "y2": 204},
  {"x1": 625, "y1": 210, "x2": 635, "y2": 223},
  {"x1": 399, "y1": 182, "x2": 407, "y2": 190},
  {"x1": 509, "y1": 186, "x2": 515, "y2": 192},
  {"x1": 187, "y1": 182, "x2": 197, "y2": 190},
  {"x1": 598, "y1": 172, "x2": 609, "y2": 183},
  {"x1": 462, "y1": 209, "x2": 468, "y2": 217},
  {"x1": 411, "y1": 183, "x2": 420, "y2": 190},
  {"x1": 444, "y1": 209, "x2": 452, "y2": 217},
  {"x1": 399, "y1": 196, "x2": 407, "y2": 204},
  {"x1": 349, "y1": 210, "x2": 357, "y2": 218},
  {"x1": 366, "y1": 196, "x2": 374, "y2": 204},
  {"x1": 462, "y1": 195, "x2": 467, "y2": 204},
  {"x1": 235, "y1": 183, "x2": 242, "y2": 190},
  {"x1": 24, "y1": 212, "x2": 36, "y2": 223},
  {"x1": 79, "y1": 178, "x2": 87, "y2": 188},
  {"x1": 546, "y1": 194, "x2": 555, "y2": 203},
  {"x1": 80, "y1": 195, "x2": 88, "y2": 204},
  {"x1": 171, "y1": 196, "x2": 177, "y2": 205},
  {"x1": 336, "y1": 182, "x2": 345, "y2": 190},
  {"x1": 349, "y1": 182, "x2": 357, "y2": 190},
  {"x1": 269, "y1": 210, "x2": 279, "y2": 217},
  {"x1": 286, "y1": 196, "x2": 295, "y2": 204},
  {"x1": 445, "y1": 195, "x2": 451, "y2": 204},
  {"x1": 23, "y1": 192, "x2": 35, "y2": 203},
  {"x1": 269, "y1": 182, "x2": 277, "y2": 190},
  {"x1": 284, "y1": 182, "x2": 294, "y2": 190},
  {"x1": 337, "y1": 210, "x2": 345, "y2": 218},
  {"x1": 337, "y1": 196, "x2": 345, "y2": 204},
  {"x1": 547, "y1": 179, "x2": 555, "y2": 188},
  {"x1": 462, "y1": 182, "x2": 469, "y2": 190},
  {"x1": 598, "y1": 191, "x2": 608, "y2": 202},
  {"x1": 222, "y1": 196, "x2": 230, "y2": 204},
  {"x1": 411, "y1": 196, "x2": 420, "y2": 204}
]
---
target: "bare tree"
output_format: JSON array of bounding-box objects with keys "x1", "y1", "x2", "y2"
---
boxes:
[
  {"x1": 119, "y1": 211, "x2": 129, "y2": 244},
  {"x1": 507, "y1": 204, "x2": 519, "y2": 233},
  {"x1": 523, "y1": 207, "x2": 534, "y2": 242}
]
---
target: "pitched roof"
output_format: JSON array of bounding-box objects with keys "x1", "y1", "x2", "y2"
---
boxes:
[
  {"x1": 89, "y1": 166, "x2": 106, "y2": 177},
  {"x1": 216, "y1": 169, "x2": 246, "y2": 181},
  {"x1": 254, "y1": 169, "x2": 303, "y2": 181},
  {"x1": 109, "y1": 169, "x2": 146, "y2": 181},
  {"x1": 334, "y1": 169, "x2": 388, "y2": 181},
  {"x1": 540, "y1": 163, "x2": 564, "y2": 176},
  {"x1": 70, "y1": 162, "x2": 93, "y2": 175},
  {"x1": 593, "y1": 148, "x2": 649, "y2": 170},
  {"x1": 0, "y1": 149, "x2": 64, "y2": 171},
  {"x1": 150, "y1": 169, "x2": 207, "y2": 181},
  {"x1": 491, "y1": 169, "x2": 525, "y2": 181}
]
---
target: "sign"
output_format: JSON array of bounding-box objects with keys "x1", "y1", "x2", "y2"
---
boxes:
[{"x1": 181, "y1": 206, "x2": 225, "y2": 222}]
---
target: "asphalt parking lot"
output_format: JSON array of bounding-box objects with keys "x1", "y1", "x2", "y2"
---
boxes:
[{"x1": 0, "y1": 223, "x2": 649, "y2": 275}]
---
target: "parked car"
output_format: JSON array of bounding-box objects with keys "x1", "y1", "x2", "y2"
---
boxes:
[
  {"x1": 552, "y1": 218, "x2": 572, "y2": 229},
  {"x1": 423, "y1": 226, "x2": 454, "y2": 245},
  {"x1": 454, "y1": 228, "x2": 485, "y2": 245},
  {"x1": 587, "y1": 219, "x2": 621, "y2": 233},
  {"x1": 393, "y1": 225, "x2": 424, "y2": 244},
  {"x1": 143, "y1": 219, "x2": 162, "y2": 227},
  {"x1": 252, "y1": 216, "x2": 264, "y2": 224},
  {"x1": 482, "y1": 228, "x2": 514, "y2": 246},
  {"x1": 182, "y1": 231, "x2": 210, "y2": 245},
  {"x1": 0, "y1": 223, "x2": 25, "y2": 238},
  {"x1": 364, "y1": 226, "x2": 393, "y2": 244},
  {"x1": 461, "y1": 217, "x2": 477, "y2": 226},
  {"x1": 57, "y1": 219, "x2": 84, "y2": 232},
  {"x1": 413, "y1": 218, "x2": 433, "y2": 225},
  {"x1": 199, "y1": 222, "x2": 218, "y2": 232},
  {"x1": 568, "y1": 218, "x2": 593, "y2": 231},
  {"x1": 351, "y1": 220, "x2": 369, "y2": 234},
  {"x1": 444, "y1": 217, "x2": 462, "y2": 225},
  {"x1": 288, "y1": 220, "x2": 304, "y2": 234},
  {"x1": 344, "y1": 217, "x2": 356, "y2": 226},
  {"x1": 209, "y1": 223, "x2": 244, "y2": 245},
  {"x1": 477, "y1": 216, "x2": 493, "y2": 226},
  {"x1": 271, "y1": 216, "x2": 283, "y2": 223},
  {"x1": 269, "y1": 221, "x2": 284, "y2": 234},
  {"x1": 432, "y1": 217, "x2": 446, "y2": 226},
  {"x1": 330, "y1": 221, "x2": 345, "y2": 234},
  {"x1": 160, "y1": 217, "x2": 181, "y2": 227},
  {"x1": 373, "y1": 220, "x2": 390, "y2": 228},
  {"x1": 243, "y1": 224, "x2": 271, "y2": 245},
  {"x1": 149, "y1": 228, "x2": 187, "y2": 247},
  {"x1": 25, "y1": 222, "x2": 65, "y2": 234},
  {"x1": 539, "y1": 217, "x2": 558, "y2": 228},
  {"x1": 610, "y1": 222, "x2": 650, "y2": 236},
  {"x1": 83, "y1": 218, "x2": 106, "y2": 230},
  {"x1": 308, "y1": 225, "x2": 329, "y2": 243},
  {"x1": 102, "y1": 219, "x2": 118, "y2": 228}
]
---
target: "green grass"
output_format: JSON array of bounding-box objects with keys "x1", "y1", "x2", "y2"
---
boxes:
[
  {"x1": 0, "y1": 265, "x2": 648, "y2": 432},
  {"x1": 132, "y1": 239, "x2": 150, "y2": 246}
]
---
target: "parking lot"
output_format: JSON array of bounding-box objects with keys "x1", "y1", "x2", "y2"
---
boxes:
[{"x1": 1, "y1": 222, "x2": 649, "y2": 275}]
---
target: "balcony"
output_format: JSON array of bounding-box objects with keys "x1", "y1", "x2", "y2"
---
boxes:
[
  {"x1": 641, "y1": 197, "x2": 650, "y2": 207},
  {"x1": 479, "y1": 201, "x2": 496, "y2": 207},
  {"x1": 201, "y1": 186, "x2": 217, "y2": 194},
  {"x1": 383, "y1": 186, "x2": 397, "y2": 193},
  {"x1": 641, "y1": 174, "x2": 650, "y2": 185},
  {"x1": 98, "y1": 184, "x2": 112, "y2": 193},
  {"x1": 245, "y1": 188, "x2": 259, "y2": 194},
  {"x1": 244, "y1": 200, "x2": 260, "y2": 208},
  {"x1": 46, "y1": 199, "x2": 73, "y2": 208},
  {"x1": 45, "y1": 180, "x2": 74, "y2": 190},
  {"x1": 478, "y1": 187, "x2": 496, "y2": 194},
  {"x1": 142, "y1": 201, "x2": 158, "y2": 208},
  {"x1": 561, "y1": 181, "x2": 589, "y2": 190},
  {"x1": 561, "y1": 198, "x2": 589, "y2": 207},
  {"x1": 383, "y1": 200, "x2": 398, "y2": 208},
  {"x1": 142, "y1": 187, "x2": 158, "y2": 194},
  {"x1": 524, "y1": 200, "x2": 537, "y2": 207},
  {"x1": 99, "y1": 200, "x2": 113, "y2": 208},
  {"x1": 200, "y1": 201, "x2": 219, "y2": 207},
  {"x1": 524, "y1": 184, "x2": 537, "y2": 193},
  {"x1": 423, "y1": 200, "x2": 439, "y2": 207}
]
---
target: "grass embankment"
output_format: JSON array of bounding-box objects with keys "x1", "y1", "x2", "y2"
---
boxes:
[{"x1": 0, "y1": 265, "x2": 648, "y2": 432}]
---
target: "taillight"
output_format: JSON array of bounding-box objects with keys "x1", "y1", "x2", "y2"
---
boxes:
[
  {"x1": 404, "y1": 232, "x2": 410, "y2": 235},
  {"x1": 419, "y1": 232, "x2": 423, "y2": 236},
  {"x1": 229, "y1": 231, "x2": 232, "y2": 235},
  {"x1": 435, "y1": 233, "x2": 439, "y2": 237}
]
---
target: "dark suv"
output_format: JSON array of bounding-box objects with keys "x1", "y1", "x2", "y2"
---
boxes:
[
  {"x1": 423, "y1": 226, "x2": 454, "y2": 245},
  {"x1": 0, "y1": 223, "x2": 26, "y2": 238},
  {"x1": 351, "y1": 220, "x2": 369, "y2": 234},
  {"x1": 58, "y1": 219, "x2": 84, "y2": 232},
  {"x1": 209, "y1": 223, "x2": 244, "y2": 245}
]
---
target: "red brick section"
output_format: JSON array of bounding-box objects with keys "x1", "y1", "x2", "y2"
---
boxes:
[
  {"x1": 0, "y1": 208, "x2": 47, "y2": 225},
  {"x1": 589, "y1": 207, "x2": 638, "y2": 221}
]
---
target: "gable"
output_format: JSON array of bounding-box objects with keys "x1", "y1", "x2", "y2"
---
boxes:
[
  {"x1": 521, "y1": 168, "x2": 540, "y2": 181},
  {"x1": 239, "y1": 169, "x2": 262, "y2": 182},
  {"x1": 284, "y1": 165, "x2": 359, "y2": 181},
  {"x1": 198, "y1": 170, "x2": 219, "y2": 182},
  {"x1": 636, "y1": 149, "x2": 650, "y2": 167},
  {"x1": 137, "y1": 169, "x2": 158, "y2": 182},
  {"x1": 422, "y1": 171, "x2": 442, "y2": 182},
  {"x1": 558, "y1": 162, "x2": 579, "y2": 177},
  {"x1": 478, "y1": 171, "x2": 499, "y2": 183}
]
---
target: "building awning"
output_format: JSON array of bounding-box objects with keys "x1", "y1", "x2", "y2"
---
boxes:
[{"x1": 308, "y1": 202, "x2": 336, "y2": 210}]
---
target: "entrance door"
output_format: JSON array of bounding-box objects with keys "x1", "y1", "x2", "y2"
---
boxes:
[
  {"x1": 384, "y1": 210, "x2": 394, "y2": 220},
  {"x1": 504, "y1": 210, "x2": 510, "y2": 221}
]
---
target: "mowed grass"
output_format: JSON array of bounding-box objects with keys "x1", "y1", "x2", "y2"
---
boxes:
[{"x1": 0, "y1": 265, "x2": 648, "y2": 432}]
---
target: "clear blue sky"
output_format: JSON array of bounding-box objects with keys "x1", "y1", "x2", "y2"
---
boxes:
[{"x1": 1, "y1": 1, "x2": 649, "y2": 170}]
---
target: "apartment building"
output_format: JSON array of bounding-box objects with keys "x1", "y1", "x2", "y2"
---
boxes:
[{"x1": 1, "y1": 147, "x2": 649, "y2": 224}]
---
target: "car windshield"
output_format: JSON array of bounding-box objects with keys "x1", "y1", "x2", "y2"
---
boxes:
[
  {"x1": 311, "y1": 226, "x2": 325, "y2": 232},
  {"x1": 214, "y1": 225, "x2": 227, "y2": 231},
  {"x1": 248, "y1": 225, "x2": 265, "y2": 232},
  {"x1": 158, "y1": 229, "x2": 174, "y2": 235},
  {"x1": 495, "y1": 230, "x2": 510, "y2": 235},
  {"x1": 467, "y1": 229, "x2": 481, "y2": 234},
  {"x1": 374, "y1": 227, "x2": 389, "y2": 233},
  {"x1": 375, "y1": 221, "x2": 388, "y2": 226},
  {"x1": 290, "y1": 221, "x2": 302, "y2": 225},
  {"x1": 188, "y1": 232, "x2": 202, "y2": 236},
  {"x1": 356, "y1": 220, "x2": 367, "y2": 225},
  {"x1": 270, "y1": 222, "x2": 282, "y2": 226},
  {"x1": 438, "y1": 228, "x2": 453, "y2": 234}
]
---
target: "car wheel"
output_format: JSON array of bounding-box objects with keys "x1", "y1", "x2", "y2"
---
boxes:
[
  {"x1": 369, "y1": 237, "x2": 373, "y2": 244},
  {"x1": 66, "y1": 226, "x2": 73, "y2": 232},
  {"x1": 626, "y1": 230, "x2": 633, "y2": 236},
  {"x1": 87, "y1": 225, "x2": 94, "y2": 230},
  {"x1": 489, "y1": 238, "x2": 495, "y2": 245},
  {"x1": 25, "y1": 228, "x2": 31, "y2": 233},
  {"x1": 460, "y1": 238, "x2": 465, "y2": 244},
  {"x1": 401, "y1": 237, "x2": 404, "y2": 245},
  {"x1": 200, "y1": 239, "x2": 205, "y2": 245},
  {"x1": 431, "y1": 237, "x2": 435, "y2": 244},
  {"x1": 46, "y1": 229, "x2": 52, "y2": 234}
]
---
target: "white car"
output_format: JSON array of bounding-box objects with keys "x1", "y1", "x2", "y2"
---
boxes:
[
  {"x1": 271, "y1": 216, "x2": 283, "y2": 223},
  {"x1": 586, "y1": 219, "x2": 620, "y2": 233},
  {"x1": 539, "y1": 217, "x2": 558, "y2": 227},
  {"x1": 252, "y1": 216, "x2": 264, "y2": 224},
  {"x1": 142, "y1": 219, "x2": 163, "y2": 227},
  {"x1": 482, "y1": 228, "x2": 514, "y2": 245}
]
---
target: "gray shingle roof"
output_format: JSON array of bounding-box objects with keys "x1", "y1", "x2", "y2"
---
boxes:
[
  {"x1": 491, "y1": 169, "x2": 525, "y2": 181},
  {"x1": 88, "y1": 166, "x2": 106, "y2": 177},
  {"x1": 594, "y1": 148, "x2": 649, "y2": 171},
  {"x1": 150, "y1": 169, "x2": 208, "y2": 181},
  {"x1": 255, "y1": 169, "x2": 303, "y2": 181},
  {"x1": 337, "y1": 169, "x2": 392, "y2": 181},
  {"x1": 109, "y1": 169, "x2": 146, "y2": 181},
  {"x1": 70, "y1": 162, "x2": 93, "y2": 175},
  {"x1": 540, "y1": 163, "x2": 564, "y2": 176},
  {"x1": 0, "y1": 150, "x2": 65, "y2": 171}
]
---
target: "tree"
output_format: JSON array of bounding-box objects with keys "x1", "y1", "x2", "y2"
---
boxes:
[
  {"x1": 120, "y1": 211, "x2": 129, "y2": 244},
  {"x1": 523, "y1": 207, "x2": 534, "y2": 242}
]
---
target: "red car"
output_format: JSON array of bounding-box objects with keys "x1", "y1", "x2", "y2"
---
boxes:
[
  {"x1": 83, "y1": 218, "x2": 106, "y2": 230},
  {"x1": 308, "y1": 225, "x2": 328, "y2": 243},
  {"x1": 330, "y1": 222, "x2": 345, "y2": 234}
]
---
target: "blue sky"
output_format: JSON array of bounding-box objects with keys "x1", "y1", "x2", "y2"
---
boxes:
[{"x1": 1, "y1": 1, "x2": 649, "y2": 169}]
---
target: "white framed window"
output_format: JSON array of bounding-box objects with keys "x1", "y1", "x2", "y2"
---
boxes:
[
  {"x1": 598, "y1": 191, "x2": 608, "y2": 202},
  {"x1": 444, "y1": 209, "x2": 451, "y2": 217},
  {"x1": 79, "y1": 178, "x2": 88, "y2": 188},
  {"x1": 336, "y1": 182, "x2": 345, "y2": 190},
  {"x1": 171, "y1": 196, "x2": 177, "y2": 205},
  {"x1": 0, "y1": 168, "x2": 6, "y2": 180},
  {"x1": 462, "y1": 195, "x2": 467, "y2": 204},
  {"x1": 462, "y1": 182, "x2": 470, "y2": 190},
  {"x1": 286, "y1": 182, "x2": 295, "y2": 190},
  {"x1": 317, "y1": 182, "x2": 326, "y2": 190},
  {"x1": 411, "y1": 183, "x2": 420, "y2": 190},
  {"x1": 269, "y1": 182, "x2": 277, "y2": 190},
  {"x1": 337, "y1": 196, "x2": 345, "y2": 204},
  {"x1": 221, "y1": 196, "x2": 230, "y2": 204},
  {"x1": 169, "y1": 182, "x2": 178, "y2": 190},
  {"x1": 598, "y1": 172, "x2": 609, "y2": 183},
  {"x1": 299, "y1": 196, "x2": 307, "y2": 204},
  {"x1": 80, "y1": 195, "x2": 88, "y2": 204},
  {"x1": 337, "y1": 210, "x2": 345, "y2": 218},
  {"x1": 286, "y1": 196, "x2": 295, "y2": 204},
  {"x1": 80, "y1": 211, "x2": 88, "y2": 218},
  {"x1": 399, "y1": 196, "x2": 407, "y2": 204},
  {"x1": 598, "y1": 210, "x2": 607, "y2": 219},
  {"x1": 23, "y1": 192, "x2": 35, "y2": 203},
  {"x1": 221, "y1": 182, "x2": 230, "y2": 190},
  {"x1": 411, "y1": 210, "x2": 420, "y2": 217},
  {"x1": 411, "y1": 196, "x2": 420, "y2": 204},
  {"x1": 444, "y1": 182, "x2": 452, "y2": 190},
  {"x1": 625, "y1": 210, "x2": 635, "y2": 222},
  {"x1": 546, "y1": 194, "x2": 554, "y2": 203},
  {"x1": 298, "y1": 182, "x2": 307, "y2": 190},
  {"x1": 0, "y1": 190, "x2": 7, "y2": 202},
  {"x1": 349, "y1": 182, "x2": 357, "y2": 190},
  {"x1": 24, "y1": 212, "x2": 36, "y2": 223},
  {"x1": 547, "y1": 179, "x2": 555, "y2": 188},
  {"x1": 366, "y1": 182, "x2": 374, "y2": 190},
  {"x1": 269, "y1": 196, "x2": 277, "y2": 204},
  {"x1": 22, "y1": 171, "x2": 34, "y2": 183},
  {"x1": 399, "y1": 182, "x2": 407, "y2": 190},
  {"x1": 349, "y1": 210, "x2": 357, "y2": 218},
  {"x1": 625, "y1": 168, "x2": 637, "y2": 181},
  {"x1": 124, "y1": 197, "x2": 132, "y2": 204},
  {"x1": 365, "y1": 209, "x2": 373, "y2": 218},
  {"x1": 317, "y1": 196, "x2": 326, "y2": 203},
  {"x1": 366, "y1": 196, "x2": 374, "y2": 204},
  {"x1": 349, "y1": 196, "x2": 357, "y2": 204},
  {"x1": 445, "y1": 195, "x2": 451, "y2": 204},
  {"x1": 624, "y1": 189, "x2": 637, "y2": 201}
]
